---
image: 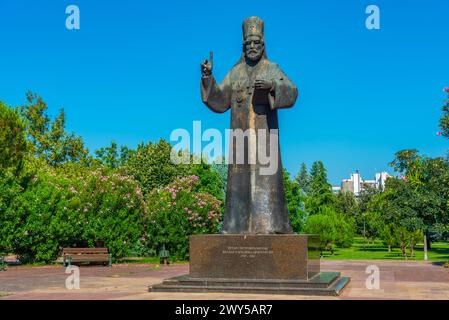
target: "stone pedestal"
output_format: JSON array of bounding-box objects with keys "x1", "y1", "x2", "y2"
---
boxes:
[
  {"x1": 149, "y1": 234, "x2": 350, "y2": 296},
  {"x1": 190, "y1": 234, "x2": 320, "y2": 280}
]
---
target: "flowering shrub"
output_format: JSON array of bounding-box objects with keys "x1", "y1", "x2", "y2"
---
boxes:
[
  {"x1": 0, "y1": 171, "x2": 24, "y2": 255},
  {"x1": 145, "y1": 175, "x2": 222, "y2": 260},
  {"x1": 8, "y1": 164, "x2": 146, "y2": 263},
  {"x1": 75, "y1": 169, "x2": 146, "y2": 259}
]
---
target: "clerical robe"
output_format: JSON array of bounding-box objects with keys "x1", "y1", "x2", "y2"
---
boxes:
[{"x1": 201, "y1": 58, "x2": 298, "y2": 234}]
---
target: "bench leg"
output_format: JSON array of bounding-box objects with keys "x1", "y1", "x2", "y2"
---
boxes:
[
  {"x1": 1, "y1": 256, "x2": 4, "y2": 272},
  {"x1": 108, "y1": 253, "x2": 112, "y2": 267},
  {"x1": 62, "y1": 256, "x2": 66, "y2": 268}
]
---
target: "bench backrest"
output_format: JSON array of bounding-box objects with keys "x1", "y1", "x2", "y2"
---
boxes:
[{"x1": 62, "y1": 248, "x2": 109, "y2": 255}]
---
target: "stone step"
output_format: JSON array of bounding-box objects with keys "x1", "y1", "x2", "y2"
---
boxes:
[
  {"x1": 150, "y1": 281, "x2": 348, "y2": 296},
  {"x1": 160, "y1": 272, "x2": 341, "y2": 289},
  {"x1": 149, "y1": 273, "x2": 351, "y2": 296},
  {"x1": 331, "y1": 276, "x2": 351, "y2": 296}
]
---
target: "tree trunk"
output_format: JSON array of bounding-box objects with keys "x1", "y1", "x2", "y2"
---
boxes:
[
  {"x1": 388, "y1": 245, "x2": 391, "y2": 252},
  {"x1": 401, "y1": 246, "x2": 407, "y2": 259},
  {"x1": 410, "y1": 246, "x2": 414, "y2": 258},
  {"x1": 423, "y1": 233, "x2": 428, "y2": 261}
]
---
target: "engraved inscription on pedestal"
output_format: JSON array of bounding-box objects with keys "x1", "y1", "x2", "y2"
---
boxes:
[
  {"x1": 189, "y1": 234, "x2": 320, "y2": 280},
  {"x1": 222, "y1": 246, "x2": 273, "y2": 258}
]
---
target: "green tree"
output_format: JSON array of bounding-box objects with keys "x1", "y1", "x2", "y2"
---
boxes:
[
  {"x1": 95, "y1": 142, "x2": 133, "y2": 169},
  {"x1": 0, "y1": 101, "x2": 27, "y2": 173},
  {"x1": 295, "y1": 163, "x2": 310, "y2": 194},
  {"x1": 362, "y1": 211, "x2": 384, "y2": 243},
  {"x1": 389, "y1": 150, "x2": 449, "y2": 257},
  {"x1": 95, "y1": 141, "x2": 120, "y2": 168},
  {"x1": 372, "y1": 177, "x2": 425, "y2": 258},
  {"x1": 306, "y1": 161, "x2": 334, "y2": 214},
  {"x1": 20, "y1": 92, "x2": 88, "y2": 166},
  {"x1": 380, "y1": 223, "x2": 396, "y2": 252},
  {"x1": 302, "y1": 206, "x2": 355, "y2": 255},
  {"x1": 283, "y1": 169, "x2": 307, "y2": 233},
  {"x1": 125, "y1": 139, "x2": 189, "y2": 194},
  {"x1": 303, "y1": 213, "x2": 337, "y2": 255},
  {"x1": 356, "y1": 187, "x2": 385, "y2": 244},
  {"x1": 334, "y1": 191, "x2": 359, "y2": 217}
]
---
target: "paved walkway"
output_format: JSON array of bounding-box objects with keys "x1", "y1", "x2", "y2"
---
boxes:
[{"x1": 0, "y1": 260, "x2": 448, "y2": 300}]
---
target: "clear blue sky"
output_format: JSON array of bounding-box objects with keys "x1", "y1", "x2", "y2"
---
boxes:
[{"x1": 0, "y1": 0, "x2": 448, "y2": 184}]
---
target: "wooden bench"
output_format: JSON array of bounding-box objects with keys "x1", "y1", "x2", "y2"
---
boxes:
[{"x1": 62, "y1": 248, "x2": 112, "y2": 267}]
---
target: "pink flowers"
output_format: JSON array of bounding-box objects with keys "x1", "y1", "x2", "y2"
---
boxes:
[
  {"x1": 443, "y1": 87, "x2": 449, "y2": 93},
  {"x1": 166, "y1": 187, "x2": 178, "y2": 199},
  {"x1": 148, "y1": 174, "x2": 223, "y2": 233},
  {"x1": 437, "y1": 131, "x2": 442, "y2": 136}
]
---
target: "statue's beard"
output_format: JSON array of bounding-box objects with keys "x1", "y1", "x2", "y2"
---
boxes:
[{"x1": 245, "y1": 50, "x2": 262, "y2": 62}]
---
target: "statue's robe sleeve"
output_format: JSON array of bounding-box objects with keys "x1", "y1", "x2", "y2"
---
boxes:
[
  {"x1": 268, "y1": 64, "x2": 298, "y2": 110},
  {"x1": 200, "y1": 73, "x2": 232, "y2": 113}
]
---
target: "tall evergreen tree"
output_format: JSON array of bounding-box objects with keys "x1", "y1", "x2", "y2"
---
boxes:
[
  {"x1": 295, "y1": 162, "x2": 310, "y2": 194},
  {"x1": 307, "y1": 161, "x2": 334, "y2": 214}
]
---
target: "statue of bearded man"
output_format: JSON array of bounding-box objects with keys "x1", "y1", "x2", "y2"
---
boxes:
[{"x1": 200, "y1": 16, "x2": 298, "y2": 234}]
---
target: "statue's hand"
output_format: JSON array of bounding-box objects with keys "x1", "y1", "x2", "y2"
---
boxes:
[
  {"x1": 201, "y1": 59, "x2": 212, "y2": 77},
  {"x1": 201, "y1": 52, "x2": 213, "y2": 77},
  {"x1": 254, "y1": 78, "x2": 274, "y2": 91}
]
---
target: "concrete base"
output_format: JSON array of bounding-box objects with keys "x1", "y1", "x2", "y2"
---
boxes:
[
  {"x1": 189, "y1": 234, "x2": 320, "y2": 280},
  {"x1": 149, "y1": 234, "x2": 350, "y2": 296},
  {"x1": 149, "y1": 272, "x2": 350, "y2": 296}
]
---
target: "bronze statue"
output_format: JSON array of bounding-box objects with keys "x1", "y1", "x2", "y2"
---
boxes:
[{"x1": 200, "y1": 16, "x2": 298, "y2": 234}]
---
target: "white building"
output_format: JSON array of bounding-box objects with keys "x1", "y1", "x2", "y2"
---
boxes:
[
  {"x1": 375, "y1": 172, "x2": 390, "y2": 190},
  {"x1": 339, "y1": 171, "x2": 390, "y2": 196}
]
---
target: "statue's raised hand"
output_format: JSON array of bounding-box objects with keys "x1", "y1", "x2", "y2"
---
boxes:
[{"x1": 201, "y1": 51, "x2": 213, "y2": 77}]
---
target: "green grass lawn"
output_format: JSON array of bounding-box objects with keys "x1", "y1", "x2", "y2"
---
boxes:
[
  {"x1": 119, "y1": 238, "x2": 449, "y2": 263},
  {"x1": 322, "y1": 237, "x2": 449, "y2": 261}
]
